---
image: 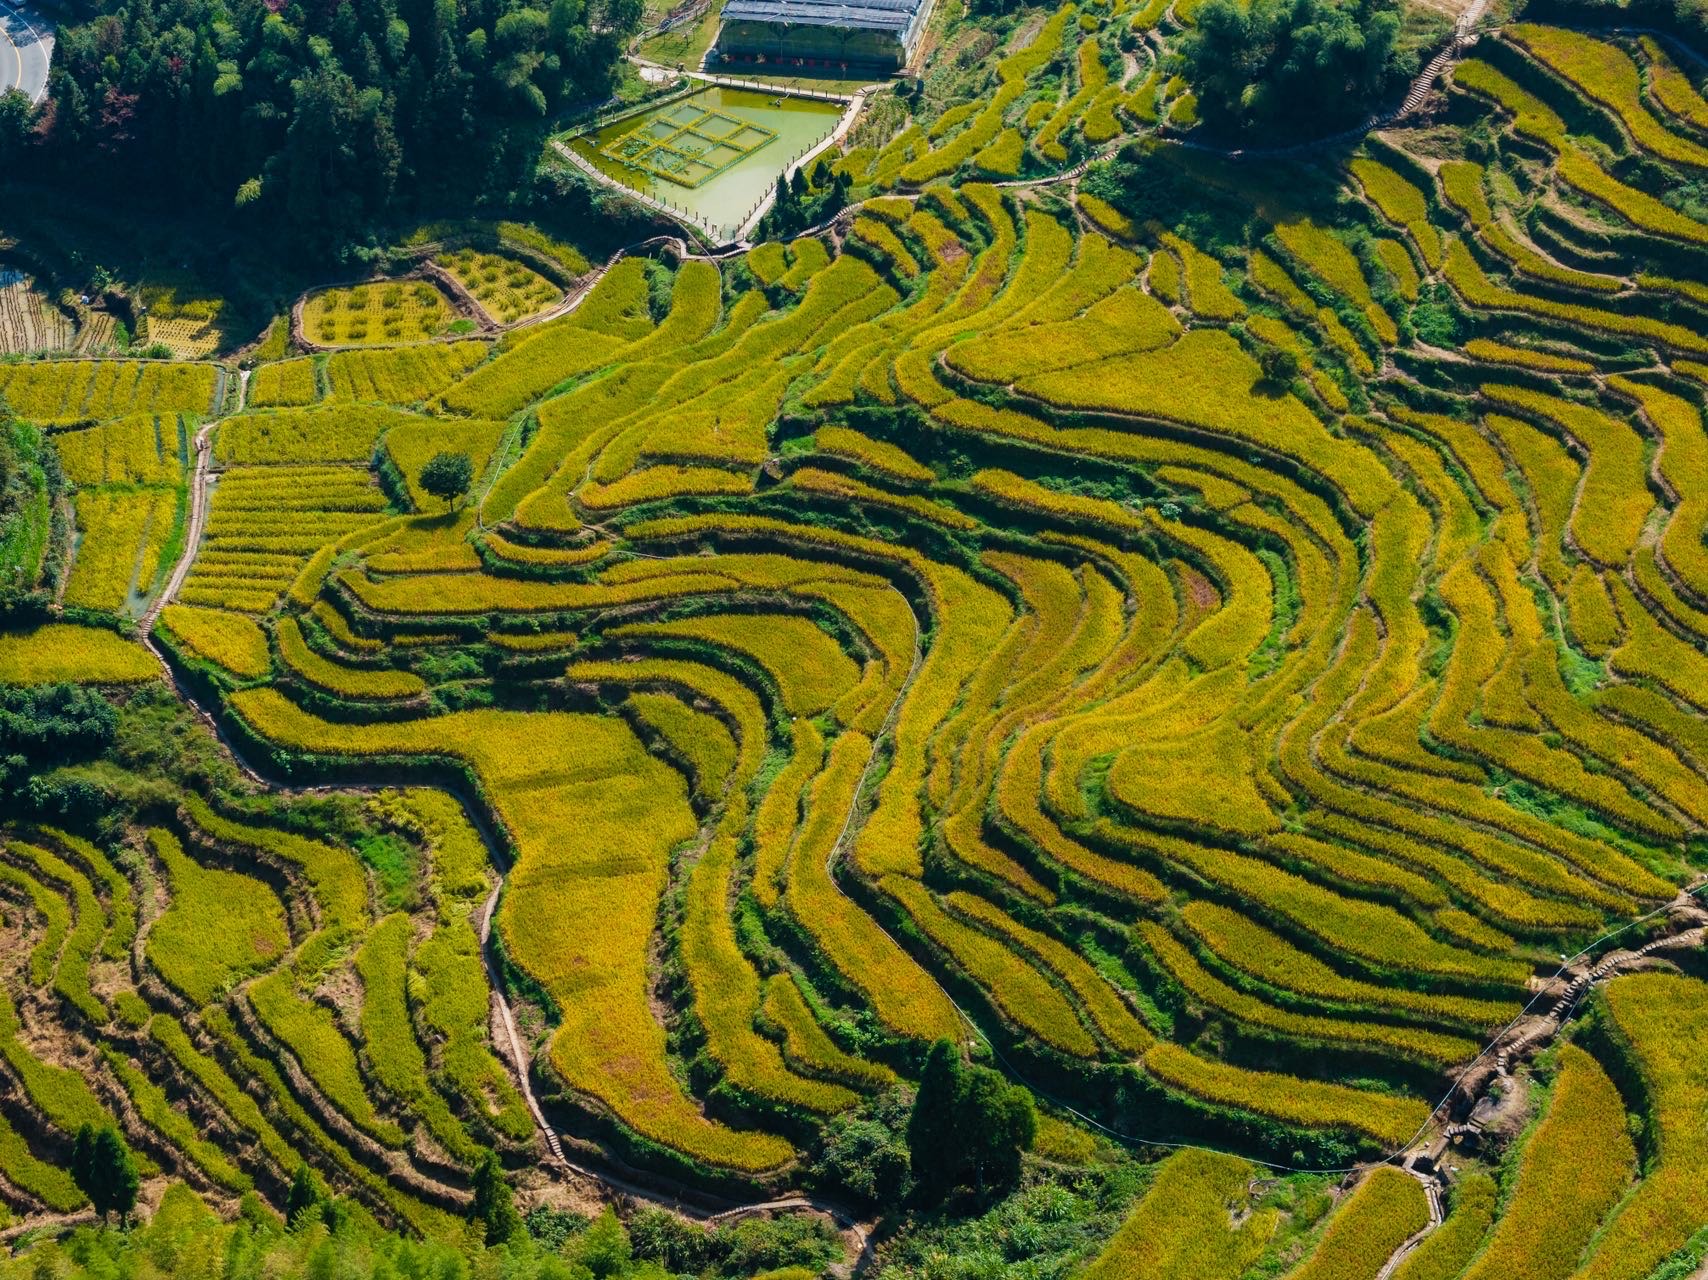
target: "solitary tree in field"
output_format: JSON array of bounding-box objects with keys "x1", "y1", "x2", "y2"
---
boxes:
[
  {"x1": 1259, "y1": 345, "x2": 1300, "y2": 388},
  {"x1": 419, "y1": 450, "x2": 474, "y2": 509},
  {"x1": 70, "y1": 1123, "x2": 140, "y2": 1224}
]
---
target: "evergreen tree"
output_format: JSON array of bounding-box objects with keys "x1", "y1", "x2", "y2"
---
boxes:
[
  {"x1": 470, "y1": 1150, "x2": 523, "y2": 1245},
  {"x1": 285, "y1": 1164, "x2": 322, "y2": 1227},
  {"x1": 68, "y1": 1125, "x2": 95, "y2": 1212},
  {"x1": 906, "y1": 1040, "x2": 967, "y2": 1200},
  {"x1": 282, "y1": 67, "x2": 366, "y2": 245},
  {"x1": 764, "y1": 173, "x2": 800, "y2": 238},
  {"x1": 906, "y1": 1040, "x2": 1037, "y2": 1203},
  {"x1": 98, "y1": 1125, "x2": 137, "y2": 1217},
  {"x1": 954, "y1": 1061, "x2": 1037, "y2": 1195},
  {"x1": 70, "y1": 1124, "x2": 140, "y2": 1224}
]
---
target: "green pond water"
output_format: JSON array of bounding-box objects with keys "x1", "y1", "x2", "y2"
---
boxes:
[{"x1": 568, "y1": 86, "x2": 844, "y2": 240}]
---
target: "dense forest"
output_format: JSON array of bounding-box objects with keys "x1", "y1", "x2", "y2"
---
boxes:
[
  {"x1": 1177, "y1": 0, "x2": 1408, "y2": 135},
  {"x1": 34, "y1": 0, "x2": 635, "y2": 247}
]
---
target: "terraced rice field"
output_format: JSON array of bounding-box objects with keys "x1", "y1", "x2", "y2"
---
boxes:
[
  {"x1": 0, "y1": 20, "x2": 1705, "y2": 1273},
  {"x1": 0, "y1": 360, "x2": 219, "y2": 423},
  {"x1": 434, "y1": 250, "x2": 563, "y2": 326},
  {"x1": 300, "y1": 281, "x2": 456, "y2": 346},
  {"x1": 137, "y1": 279, "x2": 230, "y2": 358},
  {"x1": 0, "y1": 268, "x2": 77, "y2": 354}
]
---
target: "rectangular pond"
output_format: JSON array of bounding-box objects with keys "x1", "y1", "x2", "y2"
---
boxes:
[{"x1": 567, "y1": 85, "x2": 846, "y2": 240}]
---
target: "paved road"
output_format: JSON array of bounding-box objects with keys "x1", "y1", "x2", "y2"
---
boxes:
[{"x1": 0, "y1": 2, "x2": 52, "y2": 105}]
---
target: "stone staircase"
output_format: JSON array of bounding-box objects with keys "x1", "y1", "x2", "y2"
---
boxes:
[{"x1": 1492, "y1": 925, "x2": 1707, "y2": 1076}]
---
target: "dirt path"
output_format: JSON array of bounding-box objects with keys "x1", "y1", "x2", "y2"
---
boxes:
[
  {"x1": 148, "y1": 424, "x2": 214, "y2": 614},
  {"x1": 140, "y1": 410, "x2": 218, "y2": 637},
  {"x1": 0, "y1": 1208, "x2": 94, "y2": 1244},
  {"x1": 476, "y1": 881, "x2": 569, "y2": 1167},
  {"x1": 51, "y1": 488, "x2": 75, "y2": 606}
]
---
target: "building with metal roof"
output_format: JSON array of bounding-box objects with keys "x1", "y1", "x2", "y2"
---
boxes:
[{"x1": 714, "y1": 0, "x2": 927, "y2": 72}]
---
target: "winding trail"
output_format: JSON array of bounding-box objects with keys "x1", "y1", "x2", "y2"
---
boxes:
[
  {"x1": 476, "y1": 881, "x2": 569, "y2": 1168},
  {"x1": 1364, "y1": 899, "x2": 1708, "y2": 1272}
]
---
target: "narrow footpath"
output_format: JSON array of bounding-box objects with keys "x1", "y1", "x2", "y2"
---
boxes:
[{"x1": 141, "y1": 367, "x2": 243, "y2": 643}]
